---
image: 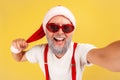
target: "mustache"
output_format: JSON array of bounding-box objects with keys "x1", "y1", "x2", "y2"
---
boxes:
[{"x1": 53, "y1": 34, "x2": 66, "y2": 38}]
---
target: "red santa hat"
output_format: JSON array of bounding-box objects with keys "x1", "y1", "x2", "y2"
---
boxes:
[{"x1": 26, "y1": 6, "x2": 76, "y2": 43}]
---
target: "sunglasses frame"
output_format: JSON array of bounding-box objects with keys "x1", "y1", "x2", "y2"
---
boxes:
[{"x1": 46, "y1": 23, "x2": 74, "y2": 33}]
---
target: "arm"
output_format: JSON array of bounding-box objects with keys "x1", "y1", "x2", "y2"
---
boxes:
[
  {"x1": 11, "y1": 39, "x2": 28, "y2": 62},
  {"x1": 87, "y1": 40, "x2": 120, "y2": 72}
]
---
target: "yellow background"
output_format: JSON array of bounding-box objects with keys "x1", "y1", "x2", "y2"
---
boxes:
[{"x1": 0, "y1": 0, "x2": 120, "y2": 80}]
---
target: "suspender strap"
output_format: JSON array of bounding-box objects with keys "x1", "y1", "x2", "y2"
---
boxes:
[
  {"x1": 71, "y1": 42, "x2": 77, "y2": 80},
  {"x1": 44, "y1": 43, "x2": 77, "y2": 80},
  {"x1": 44, "y1": 44, "x2": 49, "y2": 80}
]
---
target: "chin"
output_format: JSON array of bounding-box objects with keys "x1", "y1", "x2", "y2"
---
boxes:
[{"x1": 53, "y1": 40, "x2": 66, "y2": 47}]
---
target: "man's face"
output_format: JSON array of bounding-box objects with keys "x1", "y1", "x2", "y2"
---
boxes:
[{"x1": 46, "y1": 15, "x2": 74, "y2": 54}]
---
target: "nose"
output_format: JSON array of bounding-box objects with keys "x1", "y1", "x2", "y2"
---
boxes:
[
  {"x1": 56, "y1": 24, "x2": 64, "y2": 34},
  {"x1": 57, "y1": 28, "x2": 64, "y2": 34}
]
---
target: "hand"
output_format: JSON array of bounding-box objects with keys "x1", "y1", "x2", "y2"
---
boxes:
[{"x1": 11, "y1": 38, "x2": 28, "y2": 53}]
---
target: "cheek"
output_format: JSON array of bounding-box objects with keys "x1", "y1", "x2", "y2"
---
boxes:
[
  {"x1": 66, "y1": 33, "x2": 73, "y2": 39},
  {"x1": 46, "y1": 30, "x2": 54, "y2": 38}
]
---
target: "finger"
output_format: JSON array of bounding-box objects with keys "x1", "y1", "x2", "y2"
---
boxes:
[
  {"x1": 14, "y1": 39, "x2": 24, "y2": 50},
  {"x1": 11, "y1": 38, "x2": 28, "y2": 50},
  {"x1": 16, "y1": 39, "x2": 22, "y2": 50},
  {"x1": 21, "y1": 39, "x2": 28, "y2": 49},
  {"x1": 12, "y1": 40, "x2": 18, "y2": 49}
]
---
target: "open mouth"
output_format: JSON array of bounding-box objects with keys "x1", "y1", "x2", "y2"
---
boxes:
[
  {"x1": 54, "y1": 37, "x2": 65, "y2": 41},
  {"x1": 53, "y1": 37, "x2": 65, "y2": 41}
]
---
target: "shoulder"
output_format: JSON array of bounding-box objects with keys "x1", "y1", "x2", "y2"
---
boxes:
[
  {"x1": 25, "y1": 43, "x2": 47, "y2": 63},
  {"x1": 74, "y1": 42, "x2": 96, "y2": 56},
  {"x1": 26, "y1": 43, "x2": 48, "y2": 56},
  {"x1": 28, "y1": 43, "x2": 47, "y2": 51},
  {"x1": 76, "y1": 43, "x2": 96, "y2": 50},
  {"x1": 74, "y1": 42, "x2": 96, "y2": 66}
]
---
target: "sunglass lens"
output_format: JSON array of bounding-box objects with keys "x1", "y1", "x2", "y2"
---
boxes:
[
  {"x1": 48, "y1": 24, "x2": 59, "y2": 32},
  {"x1": 63, "y1": 24, "x2": 74, "y2": 33}
]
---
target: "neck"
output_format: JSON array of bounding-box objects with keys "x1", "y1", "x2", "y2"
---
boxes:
[{"x1": 54, "y1": 53, "x2": 65, "y2": 59}]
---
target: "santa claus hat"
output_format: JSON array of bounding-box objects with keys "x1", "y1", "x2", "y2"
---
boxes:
[{"x1": 26, "y1": 6, "x2": 76, "y2": 43}]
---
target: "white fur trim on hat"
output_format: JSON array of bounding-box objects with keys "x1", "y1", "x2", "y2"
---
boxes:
[
  {"x1": 42, "y1": 6, "x2": 76, "y2": 33},
  {"x1": 10, "y1": 45, "x2": 21, "y2": 54}
]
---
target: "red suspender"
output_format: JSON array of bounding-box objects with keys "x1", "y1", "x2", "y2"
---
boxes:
[
  {"x1": 71, "y1": 43, "x2": 77, "y2": 80},
  {"x1": 44, "y1": 44, "x2": 49, "y2": 80},
  {"x1": 44, "y1": 43, "x2": 77, "y2": 80}
]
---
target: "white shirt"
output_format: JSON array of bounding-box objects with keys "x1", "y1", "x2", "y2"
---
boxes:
[{"x1": 25, "y1": 42, "x2": 96, "y2": 80}]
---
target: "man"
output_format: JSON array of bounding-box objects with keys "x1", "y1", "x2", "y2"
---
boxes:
[{"x1": 11, "y1": 6, "x2": 120, "y2": 80}]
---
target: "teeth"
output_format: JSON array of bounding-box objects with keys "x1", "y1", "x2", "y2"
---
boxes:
[
  {"x1": 53, "y1": 35, "x2": 66, "y2": 41},
  {"x1": 55, "y1": 37, "x2": 64, "y2": 40}
]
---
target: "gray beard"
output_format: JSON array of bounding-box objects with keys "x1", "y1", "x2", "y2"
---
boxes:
[{"x1": 46, "y1": 34, "x2": 72, "y2": 55}]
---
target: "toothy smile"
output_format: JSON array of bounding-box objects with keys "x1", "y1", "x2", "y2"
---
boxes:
[{"x1": 54, "y1": 37, "x2": 65, "y2": 41}]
